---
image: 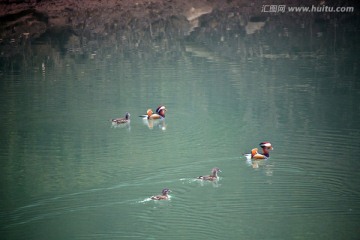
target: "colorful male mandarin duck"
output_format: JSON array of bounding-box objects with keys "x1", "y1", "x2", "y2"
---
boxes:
[
  {"x1": 111, "y1": 112, "x2": 130, "y2": 124},
  {"x1": 140, "y1": 105, "x2": 167, "y2": 120},
  {"x1": 197, "y1": 167, "x2": 221, "y2": 181},
  {"x1": 251, "y1": 142, "x2": 273, "y2": 159},
  {"x1": 150, "y1": 188, "x2": 171, "y2": 200}
]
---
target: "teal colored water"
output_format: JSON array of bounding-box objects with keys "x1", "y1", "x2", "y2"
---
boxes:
[{"x1": 1, "y1": 28, "x2": 360, "y2": 240}]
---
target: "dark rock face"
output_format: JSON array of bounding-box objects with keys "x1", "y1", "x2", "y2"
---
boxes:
[{"x1": 0, "y1": 0, "x2": 358, "y2": 62}]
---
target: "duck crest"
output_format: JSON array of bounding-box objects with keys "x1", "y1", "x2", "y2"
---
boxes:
[
  {"x1": 146, "y1": 109, "x2": 153, "y2": 117},
  {"x1": 155, "y1": 105, "x2": 166, "y2": 118}
]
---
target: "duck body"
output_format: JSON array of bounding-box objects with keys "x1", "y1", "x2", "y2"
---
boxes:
[
  {"x1": 197, "y1": 167, "x2": 221, "y2": 181},
  {"x1": 148, "y1": 110, "x2": 163, "y2": 120},
  {"x1": 151, "y1": 188, "x2": 171, "y2": 200},
  {"x1": 111, "y1": 112, "x2": 130, "y2": 124},
  {"x1": 247, "y1": 142, "x2": 273, "y2": 160},
  {"x1": 251, "y1": 148, "x2": 268, "y2": 159}
]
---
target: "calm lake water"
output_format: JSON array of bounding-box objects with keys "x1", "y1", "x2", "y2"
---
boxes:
[{"x1": 1, "y1": 13, "x2": 360, "y2": 240}]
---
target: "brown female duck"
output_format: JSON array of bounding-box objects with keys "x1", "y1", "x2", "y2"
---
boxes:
[
  {"x1": 111, "y1": 112, "x2": 130, "y2": 124},
  {"x1": 196, "y1": 167, "x2": 221, "y2": 181},
  {"x1": 151, "y1": 188, "x2": 171, "y2": 200}
]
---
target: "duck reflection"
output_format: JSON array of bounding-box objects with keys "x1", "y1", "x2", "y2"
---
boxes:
[
  {"x1": 142, "y1": 118, "x2": 167, "y2": 130},
  {"x1": 244, "y1": 154, "x2": 274, "y2": 176},
  {"x1": 111, "y1": 121, "x2": 131, "y2": 130},
  {"x1": 195, "y1": 178, "x2": 221, "y2": 188}
]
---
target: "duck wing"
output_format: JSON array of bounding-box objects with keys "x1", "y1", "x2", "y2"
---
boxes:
[{"x1": 112, "y1": 118, "x2": 127, "y2": 123}]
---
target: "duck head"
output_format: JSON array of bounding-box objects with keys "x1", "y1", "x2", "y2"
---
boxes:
[
  {"x1": 211, "y1": 167, "x2": 221, "y2": 176},
  {"x1": 211, "y1": 167, "x2": 221, "y2": 177},
  {"x1": 162, "y1": 188, "x2": 171, "y2": 196},
  {"x1": 259, "y1": 142, "x2": 273, "y2": 155},
  {"x1": 125, "y1": 112, "x2": 131, "y2": 120},
  {"x1": 156, "y1": 105, "x2": 167, "y2": 117},
  {"x1": 260, "y1": 142, "x2": 273, "y2": 150}
]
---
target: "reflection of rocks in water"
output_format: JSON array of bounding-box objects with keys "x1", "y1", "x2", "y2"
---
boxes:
[
  {"x1": 245, "y1": 16, "x2": 268, "y2": 35},
  {"x1": 185, "y1": 43, "x2": 221, "y2": 62},
  {"x1": 0, "y1": 8, "x2": 49, "y2": 37},
  {"x1": 245, "y1": 21, "x2": 266, "y2": 35}
]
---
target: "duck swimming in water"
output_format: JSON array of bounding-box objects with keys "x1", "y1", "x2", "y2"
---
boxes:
[
  {"x1": 150, "y1": 188, "x2": 171, "y2": 200},
  {"x1": 140, "y1": 106, "x2": 167, "y2": 130},
  {"x1": 140, "y1": 106, "x2": 167, "y2": 120},
  {"x1": 248, "y1": 142, "x2": 273, "y2": 160},
  {"x1": 111, "y1": 112, "x2": 130, "y2": 124},
  {"x1": 197, "y1": 167, "x2": 221, "y2": 181}
]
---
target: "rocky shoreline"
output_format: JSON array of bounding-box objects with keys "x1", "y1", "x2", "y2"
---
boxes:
[
  {"x1": 0, "y1": 0, "x2": 236, "y2": 42},
  {"x1": 0, "y1": 0, "x2": 358, "y2": 62}
]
